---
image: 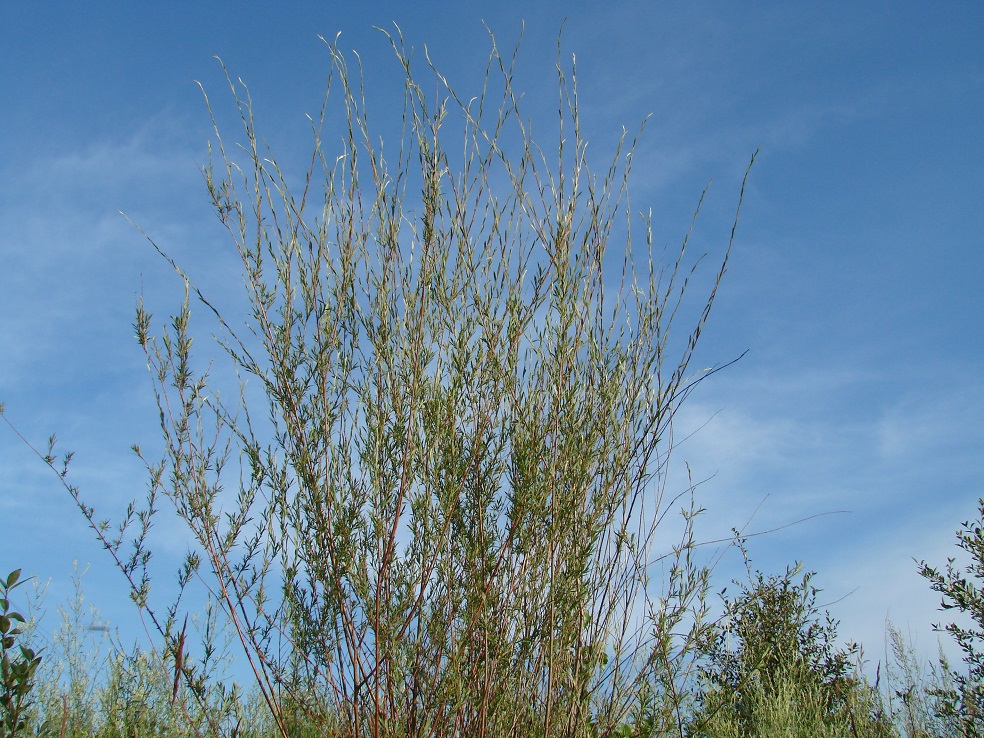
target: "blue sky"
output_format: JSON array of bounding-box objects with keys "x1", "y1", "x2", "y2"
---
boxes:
[{"x1": 2, "y1": 2, "x2": 982, "y2": 682}]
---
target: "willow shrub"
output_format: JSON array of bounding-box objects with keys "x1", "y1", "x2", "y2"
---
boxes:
[
  {"x1": 0, "y1": 570, "x2": 43, "y2": 738},
  {"x1": 918, "y1": 498, "x2": 984, "y2": 735},
  {"x1": 9, "y1": 28, "x2": 754, "y2": 738},
  {"x1": 687, "y1": 559, "x2": 893, "y2": 738}
]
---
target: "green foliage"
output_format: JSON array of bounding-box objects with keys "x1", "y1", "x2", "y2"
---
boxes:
[
  {"x1": 688, "y1": 560, "x2": 891, "y2": 737},
  {"x1": 693, "y1": 668, "x2": 891, "y2": 738},
  {"x1": 4, "y1": 27, "x2": 755, "y2": 738},
  {"x1": 46, "y1": 28, "x2": 751, "y2": 738},
  {"x1": 14, "y1": 563, "x2": 247, "y2": 738},
  {"x1": 878, "y1": 622, "x2": 964, "y2": 738},
  {"x1": 0, "y1": 569, "x2": 43, "y2": 738},
  {"x1": 7, "y1": 554, "x2": 978, "y2": 738},
  {"x1": 919, "y1": 497, "x2": 984, "y2": 735}
]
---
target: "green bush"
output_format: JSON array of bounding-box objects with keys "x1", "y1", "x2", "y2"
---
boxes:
[
  {"x1": 688, "y1": 560, "x2": 892, "y2": 737},
  {"x1": 919, "y1": 497, "x2": 984, "y2": 736},
  {"x1": 693, "y1": 668, "x2": 890, "y2": 738},
  {"x1": 3, "y1": 26, "x2": 754, "y2": 737},
  {"x1": 878, "y1": 621, "x2": 964, "y2": 738},
  {"x1": 0, "y1": 569, "x2": 43, "y2": 738}
]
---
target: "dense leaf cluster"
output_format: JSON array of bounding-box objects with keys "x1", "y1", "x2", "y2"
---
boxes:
[
  {"x1": 919, "y1": 497, "x2": 984, "y2": 736},
  {"x1": 688, "y1": 561, "x2": 890, "y2": 737},
  {"x1": 0, "y1": 570, "x2": 43, "y2": 738}
]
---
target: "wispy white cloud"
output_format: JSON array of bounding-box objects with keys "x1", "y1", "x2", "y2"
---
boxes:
[
  {"x1": 0, "y1": 112, "x2": 243, "y2": 391},
  {"x1": 654, "y1": 359, "x2": 984, "y2": 672}
]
